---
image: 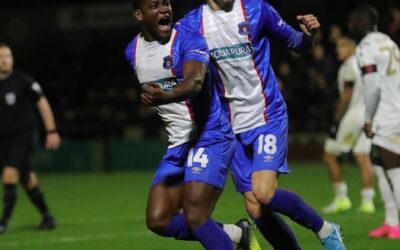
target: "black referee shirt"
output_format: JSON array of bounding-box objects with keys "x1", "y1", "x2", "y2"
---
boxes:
[{"x1": 0, "y1": 70, "x2": 43, "y2": 137}]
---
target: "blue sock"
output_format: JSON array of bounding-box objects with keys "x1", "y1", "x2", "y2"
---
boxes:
[
  {"x1": 265, "y1": 189, "x2": 324, "y2": 233},
  {"x1": 255, "y1": 211, "x2": 301, "y2": 250},
  {"x1": 161, "y1": 213, "x2": 195, "y2": 241},
  {"x1": 193, "y1": 219, "x2": 235, "y2": 250}
]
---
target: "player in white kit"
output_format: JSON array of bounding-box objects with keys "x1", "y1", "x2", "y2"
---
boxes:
[
  {"x1": 350, "y1": 5, "x2": 400, "y2": 239},
  {"x1": 322, "y1": 36, "x2": 375, "y2": 214}
]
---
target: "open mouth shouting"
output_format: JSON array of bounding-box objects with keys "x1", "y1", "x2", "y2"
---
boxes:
[{"x1": 158, "y1": 15, "x2": 171, "y2": 33}]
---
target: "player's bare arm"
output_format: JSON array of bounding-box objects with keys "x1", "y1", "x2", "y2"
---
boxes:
[
  {"x1": 140, "y1": 60, "x2": 207, "y2": 106},
  {"x1": 36, "y1": 96, "x2": 61, "y2": 149},
  {"x1": 297, "y1": 14, "x2": 320, "y2": 38},
  {"x1": 334, "y1": 85, "x2": 353, "y2": 122}
]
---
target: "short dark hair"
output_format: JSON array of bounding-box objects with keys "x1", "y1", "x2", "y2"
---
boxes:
[
  {"x1": 353, "y1": 4, "x2": 379, "y2": 26},
  {"x1": 132, "y1": 0, "x2": 141, "y2": 9},
  {"x1": 0, "y1": 42, "x2": 10, "y2": 49}
]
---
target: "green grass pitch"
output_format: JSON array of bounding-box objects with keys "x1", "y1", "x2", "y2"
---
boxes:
[{"x1": 0, "y1": 162, "x2": 398, "y2": 249}]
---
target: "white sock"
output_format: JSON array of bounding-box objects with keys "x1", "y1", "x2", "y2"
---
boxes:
[
  {"x1": 374, "y1": 166, "x2": 399, "y2": 226},
  {"x1": 317, "y1": 221, "x2": 333, "y2": 239},
  {"x1": 387, "y1": 168, "x2": 400, "y2": 209},
  {"x1": 333, "y1": 182, "x2": 348, "y2": 199},
  {"x1": 361, "y1": 188, "x2": 375, "y2": 205},
  {"x1": 223, "y1": 224, "x2": 243, "y2": 245}
]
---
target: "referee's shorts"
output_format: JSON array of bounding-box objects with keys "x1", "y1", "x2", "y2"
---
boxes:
[{"x1": 0, "y1": 130, "x2": 35, "y2": 172}]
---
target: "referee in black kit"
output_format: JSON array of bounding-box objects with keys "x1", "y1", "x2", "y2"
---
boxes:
[{"x1": 0, "y1": 43, "x2": 60, "y2": 233}]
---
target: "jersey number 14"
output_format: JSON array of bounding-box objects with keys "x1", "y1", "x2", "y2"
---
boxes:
[{"x1": 187, "y1": 148, "x2": 209, "y2": 168}]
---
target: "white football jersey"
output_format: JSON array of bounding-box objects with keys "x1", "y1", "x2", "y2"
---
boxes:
[
  {"x1": 201, "y1": 0, "x2": 270, "y2": 133},
  {"x1": 338, "y1": 56, "x2": 364, "y2": 112},
  {"x1": 178, "y1": 0, "x2": 311, "y2": 134},
  {"x1": 356, "y1": 32, "x2": 400, "y2": 137}
]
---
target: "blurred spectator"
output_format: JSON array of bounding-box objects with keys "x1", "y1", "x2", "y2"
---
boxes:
[{"x1": 306, "y1": 44, "x2": 337, "y2": 130}]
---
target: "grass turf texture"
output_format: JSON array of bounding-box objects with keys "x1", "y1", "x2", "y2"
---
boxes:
[{"x1": 0, "y1": 163, "x2": 397, "y2": 250}]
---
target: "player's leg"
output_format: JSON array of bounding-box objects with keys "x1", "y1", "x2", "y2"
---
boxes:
[
  {"x1": 322, "y1": 122, "x2": 361, "y2": 214},
  {"x1": 369, "y1": 144, "x2": 400, "y2": 239},
  {"x1": 322, "y1": 134, "x2": 352, "y2": 214},
  {"x1": 379, "y1": 146, "x2": 400, "y2": 238},
  {"x1": 231, "y1": 138, "x2": 300, "y2": 249},
  {"x1": 379, "y1": 147, "x2": 400, "y2": 206},
  {"x1": 147, "y1": 184, "x2": 254, "y2": 246},
  {"x1": 19, "y1": 171, "x2": 56, "y2": 230},
  {"x1": 146, "y1": 143, "x2": 254, "y2": 247},
  {"x1": 145, "y1": 143, "x2": 193, "y2": 240},
  {"x1": 0, "y1": 133, "x2": 30, "y2": 233},
  {"x1": 353, "y1": 133, "x2": 375, "y2": 213},
  {"x1": 0, "y1": 166, "x2": 19, "y2": 233},
  {"x1": 146, "y1": 183, "x2": 189, "y2": 238},
  {"x1": 250, "y1": 119, "x2": 346, "y2": 249},
  {"x1": 243, "y1": 191, "x2": 300, "y2": 250},
  {"x1": 184, "y1": 182, "x2": 234, "y2": 249},
  {"x1": 183, "y1": 139, "x2": 236, "y2": 250},
  {"x1": 353, "y1": 153, "x2": 375, "y2": 212}
]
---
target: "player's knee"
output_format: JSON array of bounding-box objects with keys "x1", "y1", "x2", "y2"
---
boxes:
[
  {"x1": 26, "y1": 173, "x2": 38, "y2": 189},
  {"x1": 183, "y1": 200, "x2": 209, "y2": 229},
  {"x1": 145, "y1": 211, "x2": 170, "y2": 235},
  {"x1": 2, "y1": 167, "x2": 19, "y2": 184},
  {"x1": 252, "y1": 187, "x2": 276, "y2": 206},
  {"x1": 323, "y1": 152, "x2": 335, "y2": 164}
]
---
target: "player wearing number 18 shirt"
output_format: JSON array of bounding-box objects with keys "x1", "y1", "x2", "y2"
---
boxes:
[{"x1": 178, "y1": 0, "x2": 346, "y2": 249}]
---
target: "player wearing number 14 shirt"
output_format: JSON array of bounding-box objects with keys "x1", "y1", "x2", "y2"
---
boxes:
[
  {"x1": 178, "y1": 0, "x2": 346, "y2": 249},
  {"x1": 124, "y1": 1, "x2": 264, "y2": 249}
]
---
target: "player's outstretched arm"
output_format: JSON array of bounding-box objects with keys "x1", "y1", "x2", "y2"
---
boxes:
[
  {"x1": 36, "y1": 96, "x2": 62, "y2": 149},
  {"x1": 261, "y1": 2, "x2": 319, "y2": 53},
  {"x1": 140, "y1": 60, "x2": 206, "y2": 106}
]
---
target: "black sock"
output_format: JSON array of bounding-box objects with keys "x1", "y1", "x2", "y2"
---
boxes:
[
  {"x1": 26, "y1": 187, "x2": 50, "y2": 218},
  {"x1": 2, "y1": 184, "x2": 17, "y2": 223}
]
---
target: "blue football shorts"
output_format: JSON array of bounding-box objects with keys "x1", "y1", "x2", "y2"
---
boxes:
[
  {"x1": 231, "y1": 118, "x2": 290, "y2": 193},
  {"x1": 152, "y1": 137, "x2": 235, "y2": 190}
]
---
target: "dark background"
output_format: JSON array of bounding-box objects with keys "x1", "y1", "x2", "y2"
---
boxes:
[{"x1": 0, "y1": 0, "x2": 399, "y2": 141}]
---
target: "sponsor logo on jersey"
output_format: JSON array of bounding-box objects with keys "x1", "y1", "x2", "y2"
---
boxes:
[
  {"x1": 263, "y1": 155, "x2": 274, "y2": 162},
  {"x1": 5, "y1": 92, "x2": 16, "y2": 106},
  {"x1": 238, "y1": 21, "x2": 250, "y2": 35},
  {"x1": 154, "y1": 77, "x2": 179, "y2": 91},
  {"x1": 190, "y1": 166, "x2": 203, "y2": 174},
  {"x1": 210, "y1": 43, "x2": 254, "y2": 61},
  {"x1": 163, "y1": 55, "x2": 174, "y2": 69}
]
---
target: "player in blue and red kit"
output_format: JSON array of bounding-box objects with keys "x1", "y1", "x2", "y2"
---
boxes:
[
  {"x1": 125, "y1": 0, "x2": 260, "y2": 249},
  {"x1": 178, "y1": 0, "x2": 346, "y2": 249}
]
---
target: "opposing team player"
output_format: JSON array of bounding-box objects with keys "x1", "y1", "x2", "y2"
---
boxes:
[
  {"x1": 178, "y1": 0, "x2": 346, "y2": 249},
  {"x1": 0, "y1": 43, "x2": 60, "y2": 233},
  {"x1": 322, "y1": 36, "x2": 375, "y2": 214},
  {"x1": 125, "y1": 0, "x2": 260, "y2": 249},
  {"x1": 350, "y1": 5, "x2": 400, "y2": 239}
]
